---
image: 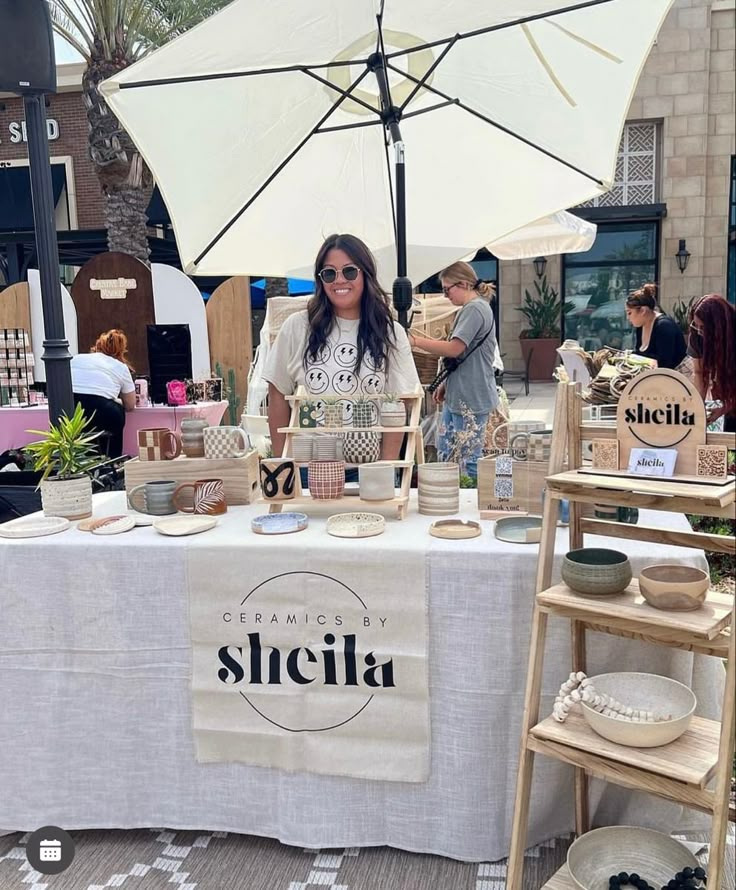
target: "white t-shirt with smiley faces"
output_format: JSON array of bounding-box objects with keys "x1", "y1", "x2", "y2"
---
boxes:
[{"x1": 262, "y1": 310, "x2": 420, "y2": 426}]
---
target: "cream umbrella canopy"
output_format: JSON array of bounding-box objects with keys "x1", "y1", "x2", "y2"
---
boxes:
[{"x1": 100, "y1": 0, "x2": 672, "y2": 324}]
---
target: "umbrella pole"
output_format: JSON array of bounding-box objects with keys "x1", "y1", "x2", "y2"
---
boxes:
[{"x1": 368, "y1": 53, "x2": 413, "y2": 329}]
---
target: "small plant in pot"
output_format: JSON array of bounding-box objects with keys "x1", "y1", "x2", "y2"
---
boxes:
[
  {"x1": 322, "y1": 396, "x2": 343, "y2": 428},
  {"x1": 380, "y1": 392, "x2": 405, "y2": 427},
  {"x1": 516, "y1": 276, "x2": 574, "y2": 382},
  {"x1": 352, "y1": 394, "x2": 376, "y2": 428},
  {"x1": 25, "y1": 404, "x2": 107, "y2": 520}
]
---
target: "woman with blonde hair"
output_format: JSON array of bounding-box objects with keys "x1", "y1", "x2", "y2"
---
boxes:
[
  {"x1": 71, "y1": 329, "x2": 136, "y2": 458},
  {"x1": 409, "y1": 261, "x2": 499, "y2": 480}
]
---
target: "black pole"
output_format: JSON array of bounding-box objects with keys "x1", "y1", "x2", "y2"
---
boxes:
[
  {"x1": 24, "y1": 94, "x2": 74, "y2": 422},
  {"x1": 367, "y1": 52, "x2": 413, "y2": 329}
]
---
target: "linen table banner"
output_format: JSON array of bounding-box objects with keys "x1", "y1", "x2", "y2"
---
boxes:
[{"x1": 187, "y1": 542, "x2": 429, "y2": 782}]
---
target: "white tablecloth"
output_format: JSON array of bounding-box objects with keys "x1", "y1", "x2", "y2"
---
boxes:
[{"x1": 0, "y1": 493, "x2": 722, "y2": 861}]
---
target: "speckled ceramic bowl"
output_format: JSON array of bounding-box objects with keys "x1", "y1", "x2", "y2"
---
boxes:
[{"x1": 561, "y1": 548, "x2": 632, "y2": 596}]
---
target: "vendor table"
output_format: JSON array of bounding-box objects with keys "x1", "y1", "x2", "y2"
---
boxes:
[
  {"x1": 0, "y1": 401, "x2": 228, "y2": 456},
  {"x1": 0, "y1": 492, "x2": 721, "y2": 861}
]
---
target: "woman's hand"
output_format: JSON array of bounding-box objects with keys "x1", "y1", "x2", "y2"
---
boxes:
[
  {"x1": 707, "y1": 404, "x2": 726, "y2": 424},
  {"x1": 432, "y1": 383, "x2": 446, "y2": 405}
]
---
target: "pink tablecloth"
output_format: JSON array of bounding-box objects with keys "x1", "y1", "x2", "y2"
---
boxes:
[{"x1": 0, "y1": 401, "x2": 229, "y2": 456}]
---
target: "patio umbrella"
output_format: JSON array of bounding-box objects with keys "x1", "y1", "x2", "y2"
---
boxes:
[
  {"x1": 484, "y1": 211, "x2": 596, "y2": 261},
  {"x1": 100, "y1": 0, "x2": 673, "y2": 326}
]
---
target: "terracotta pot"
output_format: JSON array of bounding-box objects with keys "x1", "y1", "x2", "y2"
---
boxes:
[{"x1": 519, "y1": 337, "x2": 560, "y2": 382}]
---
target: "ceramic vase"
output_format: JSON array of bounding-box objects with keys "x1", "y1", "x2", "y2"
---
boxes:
[
  {"x1": 40, "y1": 475, "x2": 93, "y2": 520},
  {"x1": 323, "y1": 404, "x2": 343, "y2": 428},
  {"x1": 380, "y1": 399, "x2": 405, "y2": 427},
  {"x1": 352, "y1": 401, "x2": 375, "y2": 428},
  {"x1": 307, "y1": 461, "x2": 345, "y2": 499},
  {"x1": 343, "y1": 431, "x2": 381, "y2": 464},
  {"x1": 299, "y1": 402, "x2": 318, "y2": 428},
  {"x1": 418, "y1": 462, "x2": 460, "y2": 515},
  {"x1": 180, "y1": 418, "x2": 209, "y2": 458},
  {"x1": 359, "y1": 463, "x2": 395, "y2": 500}
]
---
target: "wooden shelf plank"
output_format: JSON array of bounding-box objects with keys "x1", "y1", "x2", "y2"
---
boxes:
[
  {"x1": 540, "y1": 864, "x2": 574, "y2": 890},
  {"x1": 279, "y1": 425, "x2": 419, "y2": 434},
  {"x1": 537, "y1": 580, "x2": 732, "y2": 640},
  {"x1": 531, "y1": 711, "x2": 721, "y2": 788},
  {"x1": 289, "y1": 460, "x2": 413, "y2": 468},
  {"x1": 263, "y1": 494, "x2": 408, "y2": 508},
  {"x1": 546, "y1": 469, "x2": 735, "y2": 507}
]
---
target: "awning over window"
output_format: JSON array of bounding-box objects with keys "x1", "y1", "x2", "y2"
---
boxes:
[{"x1": 0, "y1": 164, "x2": 67, "y2": 231}]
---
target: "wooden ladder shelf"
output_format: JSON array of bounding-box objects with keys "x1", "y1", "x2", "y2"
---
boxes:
[{"x1": 507, "y1": 382, "x2": 736, "y2": 890}]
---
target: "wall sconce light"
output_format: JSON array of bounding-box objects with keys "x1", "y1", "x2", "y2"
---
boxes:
[
  {"x1": 675, "y1": 239, "x2": 690, "y2": 274},
  {"x1": 533, "y1": 256, "x2": 547, "y2": 278}
]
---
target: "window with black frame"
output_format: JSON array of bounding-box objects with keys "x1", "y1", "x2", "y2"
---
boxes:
[
  {"x1": 562, "y1": 221, "x2": 659, "y2": 352},
  {"x1": 415, "y1": 248, "x2": 500, "y2": 344}
]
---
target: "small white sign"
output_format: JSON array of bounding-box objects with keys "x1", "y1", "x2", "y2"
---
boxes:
[{"x1": 628, "y1": 447, "x2": 678, "y2": 477}]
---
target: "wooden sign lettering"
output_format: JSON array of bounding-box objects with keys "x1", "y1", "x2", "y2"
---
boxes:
[{"x1": 616, "y1": 369, "x2": 706, "y2": 476}]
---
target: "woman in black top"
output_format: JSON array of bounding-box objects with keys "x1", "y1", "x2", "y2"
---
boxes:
[
  {"x1": 625, "y1": 283, "x2": 687, "y2": 370},
  {"x1": 687, "y1": 293, "x2": 736, "y2": 432}
]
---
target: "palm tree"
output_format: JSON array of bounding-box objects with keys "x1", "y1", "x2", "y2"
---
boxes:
[{"x1": 49, "y1": 0, "x2": 231, "y2": 262}]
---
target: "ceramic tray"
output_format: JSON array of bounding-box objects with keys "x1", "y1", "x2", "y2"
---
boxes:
[
  {"x1": 153, "y1": 516, "x2": 218, "y2": 537},
  {"x1": 429, "y1": 519, "x2": 481, "y2": 540},
  {"x1": 567, "y1": 826, "x2": 698, "y2": 890},
  {"x1": 88, "y1": 516, "x2": 136, "y2": 536},
  {"x1": 0, "y1": 515, "x2": 71, "y2": 539},
  {"x1": 251, "y1": 512, "x2": 309, "y2": 535},
  {"x1": 494, "y1": 515, "x2": 543, "y2": 544},
  {"x1": 326, "y1": 512, "x2": 385, "y2": 538}
]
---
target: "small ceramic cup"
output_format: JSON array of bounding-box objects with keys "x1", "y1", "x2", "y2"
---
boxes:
[
  {"x1": 173, "y1": 478, "x2": 227, "y2": 515},
  {"x1": 359, "y1": 462, "x2": 395, "y2": 500},
  {"x1": 260, "y1": 458, "x2": 297, "y2": 501},
  {"x1": 203, "y1": 425, "x2": 249, "y2": 459},
  {"x1": 137, "y1": 428, "x2": 181, "y2": 461},
  {"x1": 127, "y1": 480, "x2": 178, "y2": 515}
]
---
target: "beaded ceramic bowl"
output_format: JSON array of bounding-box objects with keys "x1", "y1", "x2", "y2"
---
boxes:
[
  {"x1": 580, "y1": 672, "x2": 696, "y2": 748},
  {"x1": 567, "y1": 826, "x2": 698, "y2": 890}
]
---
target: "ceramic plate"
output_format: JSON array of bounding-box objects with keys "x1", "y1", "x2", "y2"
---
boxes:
[
  {"x1": 91, "y1": 516, "x2": 136, "y2": 536},
  {"x1": 153, "y1": 516, "x2": 218, "y2": 537},
  {"x1": 326, "y1": 512, "x2": 385, "y2": 538},
  {"x1": 494, "y1": 515, "x2": 543, "y2": 544},
  {"x1": 0, "y1": 515, "x2": 71, "y2": 539},
  {"x1": 127, "y1": 511, "x2": 156, "y2": 526},
  {"x1": 251, "y1": 512, "x2": 308, "y2": 535},
  {"x1": 429, "y1": 519, "x2": 481, "y2": 540}
]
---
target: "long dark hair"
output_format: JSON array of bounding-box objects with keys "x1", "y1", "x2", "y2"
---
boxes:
[
  {"x1": 306, "y1": 233, "x2": 396, "y2": 376},
  {"x1": 691, "y1": 294, "x2": 736, "y2": 414}
]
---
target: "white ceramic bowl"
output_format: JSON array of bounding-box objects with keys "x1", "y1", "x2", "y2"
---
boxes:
[
  {"x1": 581, "y1": 672, "x2": 696, "y2": 748},
  {"x1": 638, "y1": 564, "x2": 710, "y2": 611},
  {"x1": 568, "y1": 826, "x2": 698, "y2": 890}
]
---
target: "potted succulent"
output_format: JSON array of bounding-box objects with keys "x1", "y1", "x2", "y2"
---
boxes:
[
  {"x1": 516, "y1": 276, "x2": 574, "y2": 381},
  {"x1": 352, "y1": 394, "x2": 376, "y2": 428},
  {"x1": 322, "y1": 396, "x2": 343, "y2": 428},
  {"x1": 25, "y1": 403, "x2": 107, "y2": 519},
  {"x1": 380, "y1": 392, "x2": 405, "y2": 427}
]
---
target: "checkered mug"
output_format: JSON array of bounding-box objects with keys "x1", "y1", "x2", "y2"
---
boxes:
[
  {"x1": 137, "y1": 427, "x2": 181, "y2": 461},
  {"x1": 203, "y1": 425, "x2": 249, "y2": 459}
]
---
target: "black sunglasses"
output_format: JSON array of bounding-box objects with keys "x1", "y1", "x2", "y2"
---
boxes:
[{"x1": 318, "y1": 264, "x2": 361, "y2": 284}]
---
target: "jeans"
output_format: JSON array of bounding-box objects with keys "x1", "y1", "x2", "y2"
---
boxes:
[{"x1": 436, "y1": 405, "x2": 489, "y2": 481}]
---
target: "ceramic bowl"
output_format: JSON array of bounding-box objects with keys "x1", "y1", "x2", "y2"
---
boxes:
[
  {"x1": 326, "y1": 512, "x2": 385, "y2": 538},
  {"x1": 567, "y1": 826, "x2": 698, "y2": 890},
  {"x1": 638, "y1": 564, "x2": 710, "y2": 611},
  {"x1": 580, "y1": 672, "x2": 696, "y2": 748},
  {"x1": 251, "y1": 512, "x2": 309, "y2": 535},
  {"x1": 561, "y1": 548, "x2": 632, "y2": 596}
]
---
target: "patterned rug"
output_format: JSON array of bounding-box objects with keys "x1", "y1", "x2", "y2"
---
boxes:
[{"x1": 0, "y1": 827, "x2": 732, "y2": 890}]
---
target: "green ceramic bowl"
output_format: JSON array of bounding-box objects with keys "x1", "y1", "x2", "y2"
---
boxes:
[{"x1": 561, "y1": 547, "x2": 632, "y2": 596}]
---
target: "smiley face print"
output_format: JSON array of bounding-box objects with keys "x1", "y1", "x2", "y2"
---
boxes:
[
  {"x1": 312, "y1": 343, "x2": 332, "y2": 365},
  {"x1": 332, "y1": 370, "x2": 358, "y2": 395},
  {"x1": 306, "y1": 368, "x2": 330, "y2": 395},
  {"x1": 334, "y1": 343, "x2": 357, "y2": 368},
  {"x1": 338, "y1": 399, "x2": 354, "y2": 425},
  {"x1": 360, "y1": 373, "x2": 384, "y2": 396}
]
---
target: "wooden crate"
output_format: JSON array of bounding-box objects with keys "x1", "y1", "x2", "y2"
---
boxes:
[{"x1": 124, "y1": 450, "x2": 260, "y2": 506}]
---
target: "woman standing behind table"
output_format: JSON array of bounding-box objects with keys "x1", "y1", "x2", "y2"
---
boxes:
[
  {"x1": 263, "y1": 233, "x2": 420, "y2": 459},
  {"x1": 71, "y1": 329, "x2": 136, "y2": 458},
  {"x1": 687, "y1": 294, "x2": 736, "y2": 431},
  {"x1": 625, "y1": 283, "x2": 688, "y2": 371},
  {"x1": 409, "y1": 261, "x2": 499, "y2": 481}
]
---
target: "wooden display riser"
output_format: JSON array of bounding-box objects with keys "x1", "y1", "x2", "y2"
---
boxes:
[
  {"x1": 578, "y1": 465, "x2": 733, "y2": 487},
  {"x1": 265, "y1": 493, "x2": 409, "y2": 519}
]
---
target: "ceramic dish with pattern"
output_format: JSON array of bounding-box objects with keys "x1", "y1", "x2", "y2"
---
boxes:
[
  {"x1": 91, "y1": 515, "x2": 136, "y2": 536},
  {"x1": 493, "y1": 515, "x2": 543, "y2": 544},
  {"x1": 153, "y1": 516, "x2": 218, "y2": 537},
  {"x1": 0, "y1": 515, "x2": 71, "y2": 538},
  {"x1": 326, "y1": 512, "x2": 385, "y2": 538},
  {"x1": 251, "y1": 512, "x2": 309, "y2": 535}
]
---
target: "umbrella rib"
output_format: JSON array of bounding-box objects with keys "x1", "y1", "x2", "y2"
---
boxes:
[
  {"x1": 317, "y1": 119, "x2": 385, "y2": 134},
  {"x1": 303, "y1": 69, "x2": 382, "y2": 119},
  {"x1": 401, "y1": 99, "x2": 457, "y2": 120},
  {"x1": 192, "y1": 67, "x2": 374, "y2": 268},
  {"x1": 384, "y1": 0, "x2": 617, "y2": 61},
  {"x1": 400, "y1": 35, "x2": 459, "y2": 113},
  {"x1": 385, "y1": 62, "x2": 604, "y2": 186}
]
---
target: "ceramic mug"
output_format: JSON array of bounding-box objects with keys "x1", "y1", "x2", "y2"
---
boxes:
[
  {"x1": 203, "y1": 426, "x2": 249, "y2": 459},
  {"x1": 127, "y1": 480, "x2": 178, "y2": 515},
  {"x1": 172, "y1": 478, "x2": 227, "y2": 515},
  {"x1": 138, "y1": 428, "x2": 181, "y2": 461},
  {"x1": 260, "y1": 458, "x2": 297, "y2": 501},
  {"x1": 180, "y1": 418, "x2": 209, "y2": 458},
  {"x1": 509, "y1": 428, "x2": 553, "y2": 462}
]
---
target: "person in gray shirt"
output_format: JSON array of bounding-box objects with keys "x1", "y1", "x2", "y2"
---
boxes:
[{"x1": 410, "y1": 261, "x2": 499, "y2": 480}]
